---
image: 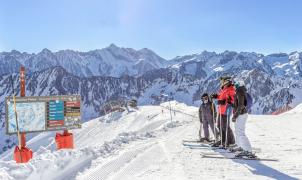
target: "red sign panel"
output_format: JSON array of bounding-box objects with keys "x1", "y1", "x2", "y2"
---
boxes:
[{"x1": 65, "y1": 101, "x2": 80, "y2": 107}]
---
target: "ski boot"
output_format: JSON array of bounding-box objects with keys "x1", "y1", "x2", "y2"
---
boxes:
[
  {"x1": 228, "y1": 146, "x2": 244, "y2": 153},
  {"x1": 228, "y1": 144, "x2": 237, "y2": 148},
  {"x1": 211, "y1": 140, "x2": 221, "y2": 147},
  {"x1": 235, "y1": 151, "x2": 257, "y2": 158},
  {"x1": 200, "y1": 137, "x2": 211, "y2": 143}
]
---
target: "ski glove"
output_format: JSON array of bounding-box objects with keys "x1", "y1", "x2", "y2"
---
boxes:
[
  {"x1": 210, "y1": 93, "x2": 218, "y2": 99},
  {"x1": 227, "y1": 96, "x2": 233, "y2": 105},
  {"x1": 217, "y1": 99, "x2": 226, "y2": 105},
  {"x1": 232, "y1": 116, "x2": 236, "y2": 122}
]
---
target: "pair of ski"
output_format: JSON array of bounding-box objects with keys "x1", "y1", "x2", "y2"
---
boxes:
[
  {"x1": 182, "y1": 140, "x2": 278, "y2": 162},
  {"x1": 182, "y1": 140, "x2": 226, "y2": 150},
  {"x1": 183, "y1": 141, "x2": 261, "y2": 152}
]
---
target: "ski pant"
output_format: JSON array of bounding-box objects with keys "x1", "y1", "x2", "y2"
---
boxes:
[
  {"x1": 218, "y1": 114, "x2": 235, "y2": 145},
  {"x1": 235, "y1": 113, "x2": 252, "y2": 152},
  {"x1": 199, "y1": 118, "x2": 219, "y2": 140}
]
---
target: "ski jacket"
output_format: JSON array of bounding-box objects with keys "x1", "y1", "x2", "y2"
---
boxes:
[
  {"x1": 233, "y1": 86, "x2": 248, "y2": 119},
  {"x1": 217, "y1": 84, "x2": 235, "y2": 115},
  {"x1": 199, "y1": 101, "x2": 216, "y2": 123}
]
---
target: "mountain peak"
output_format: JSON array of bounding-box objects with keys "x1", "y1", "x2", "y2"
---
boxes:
[
  {"x1": 138, "y1": 48, "x2": 155, "y2": 55},
  {"x1": 10, "y1": 50, "x2": 22, "y2": 56},
  {"x1": 108, "y1": 43, "x2": 119, "y2": 49},
  {"x1": 10, "y1": 50, "x2": 21, "y2": 54},
  {"x1": 200, "y1": 50, "x2": 217, "y2": 57},
  {"x1": 40, "y1": 48, "x2": 52, "y2": 55}
]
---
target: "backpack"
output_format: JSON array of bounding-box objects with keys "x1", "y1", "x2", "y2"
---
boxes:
[{"x1": 244, "y1": 92, "x2": 253, "y2": 112}]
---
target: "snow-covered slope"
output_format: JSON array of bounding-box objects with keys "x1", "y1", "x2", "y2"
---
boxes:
[
  {"x1": 0, "y1": 102, "x2": 301, "y2": 180},
  {"x1": 285, "y1": 103, "x2": 302, "y2": 114}
]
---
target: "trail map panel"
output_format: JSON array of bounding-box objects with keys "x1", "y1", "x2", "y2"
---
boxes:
[
  {"x1": 6, "y1": 95, "x2": 81, "y2": 134},
  {"x1": 7, "y1": 102, "x2": 46, "y2": 133}
]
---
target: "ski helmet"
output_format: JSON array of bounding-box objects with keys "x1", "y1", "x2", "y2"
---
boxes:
[
  {"x1": 201, "y1": 93, "x2": 209, "y2": 98},
  {"x1": 201, "y1": 93, "x2": 209, "y2": 103},
  {"x1": 219, "y1": 76, "x2": 232, "y2": 87},
  {"x1": 234, "y1": 79, "x2": 245, "y2": 89}
]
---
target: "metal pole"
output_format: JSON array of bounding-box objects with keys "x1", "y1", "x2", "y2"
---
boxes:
[
  {"x1": 212, "y1": 101, "x2": 217, "y2": 143},
  {"x1": 219, "y1": 109, "x2": 223, "y2": 147},
  {"x1": 225, "y1": 110, "x2": 229, "y2": 148}
]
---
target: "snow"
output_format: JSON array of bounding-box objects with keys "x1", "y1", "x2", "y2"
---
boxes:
[
  {"x1": 263, "y1": 53, "x2": 301, "y2": 77},
  {"x1": 285, "y1": 103, "x2": 302, "y2": 114},
  {"x1": 184, "y1": 63, "x2": 197, "y2": 75},
  {"x1": 214, "y1": 66, "x2": 224, "y2": 72},
  {"x1": 0, "y1": 102, "x2": 302, "y2": 180}
]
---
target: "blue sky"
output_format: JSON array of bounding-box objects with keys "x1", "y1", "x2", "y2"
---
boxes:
[{"x1": 0, "y1": 0, "x2": 301, "y2": 59}]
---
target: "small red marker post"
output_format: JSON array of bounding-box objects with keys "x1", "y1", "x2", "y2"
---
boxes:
[
  {"x1": 55, "y1": 129, "x2": 74, "y2": 149},
  {"x1": 54, "y1": 101, "x2": 78, "y2": 150}
]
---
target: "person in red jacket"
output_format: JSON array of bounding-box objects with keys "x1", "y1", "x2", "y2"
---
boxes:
[{"x1": 210, "y1": 76, "x2": 235, "y2": 147}]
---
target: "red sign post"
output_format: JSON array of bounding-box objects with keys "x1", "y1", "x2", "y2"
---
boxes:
[{"x1": 14, "y1": 67, "x2": 33, "y2": 163}]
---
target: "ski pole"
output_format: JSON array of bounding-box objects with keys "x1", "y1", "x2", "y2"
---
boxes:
[
  {"x1": 225, "y1": 109, "x2": 229, "y2": 148},
  {"x1": 214, "y1": 99, "x2": 220, "y2": 142},
  {"x1": 199, "y1": 122, "x2": 203, "y2": 141},
  {"x1": 219, "y1": 107, "x2": 223, "y2": 147},
  {"x1": 212, "y1": 101, "x2": 217, "y2": 143},
  {"x1": 215, "y1": 105, "x2": 219, "y2": 142},
  {"x1": 199, "y1": 106, "x2": 204, "y2": 141}
]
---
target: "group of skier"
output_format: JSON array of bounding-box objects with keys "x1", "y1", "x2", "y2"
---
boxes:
[{"x1": 198, "y1": 76, "x2": 254, "y2": 158}]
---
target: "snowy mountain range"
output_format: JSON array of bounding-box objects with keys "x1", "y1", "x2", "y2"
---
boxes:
[
  {"x1": 0, "y1": 44, "x2": 167, "y2": 77},
  {"x1": 0, "y1": 45, "x2": 302, "y2": 154}
]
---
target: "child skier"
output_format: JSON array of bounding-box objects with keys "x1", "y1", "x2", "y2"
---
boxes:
[{"x1": 198, "y1": 93, "x2": 218, "y2": 142}]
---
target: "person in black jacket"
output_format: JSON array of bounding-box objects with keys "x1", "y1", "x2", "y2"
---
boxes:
[
  {"x1": 198, "y1": 93, "x2": 218, "y2": 142},
  {"x1": 232, "y1": 80, "x2": 255, "y2": 157}
]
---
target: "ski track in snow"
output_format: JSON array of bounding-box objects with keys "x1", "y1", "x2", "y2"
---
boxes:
[{"x1": 0, "y1": 102, "x2": 302, "y2": 180}]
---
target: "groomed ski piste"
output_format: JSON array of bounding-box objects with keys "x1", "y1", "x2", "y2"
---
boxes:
[{"x1": 0, "y1": 101, "x2": 301, "y2": 180}]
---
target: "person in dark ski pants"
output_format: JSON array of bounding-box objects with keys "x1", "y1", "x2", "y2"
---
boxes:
[
  {"x1": 198, "y1": 93, "x2": 218, "y2": 142},
  {"x1": 210, "y1": 76, "x2": 235, "y2": 147},
  {"x1": 232, "y1": 80, "x2": 254, "y2": 157}
]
